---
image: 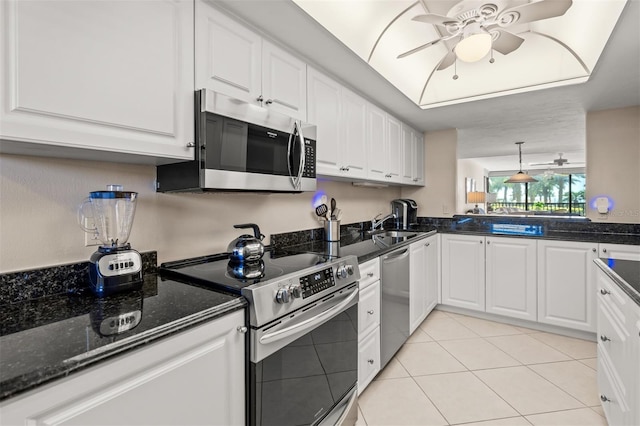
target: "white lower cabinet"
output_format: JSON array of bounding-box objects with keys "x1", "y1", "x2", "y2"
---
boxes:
[
  {"x1": 596, "y1": 267, "x2": 639, "y2": 426},
  {"x1": 441, "y1": 234, "x2": 486, "y2": 312},
  {"x1": 410, "y1": 234, "x2": 439, "y2": 333},
  {"x1": 537, "y1": 240, "x2": 598, "y2": 332},
  {"x1": 599, "y1": 243, "x2": 640, "y2": 261},
  {"x1": 485, "y1": 237, "x2": 537, "y2": 321},
  {"x1": 357, "y1": 258, "x2": 380, "y2": 395},
  {"x1": 0, "y1": 310, "x2": 246, "y2": 426},
  {"x1": 0, "y1": 0, "x2": 194, "y2": 162}
]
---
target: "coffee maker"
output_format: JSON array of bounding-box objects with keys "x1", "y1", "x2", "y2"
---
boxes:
[
  {"x1": 391, "y1": 199, "x2": 418, "y2": 229},
  {"x1": 79, "y1": 185, "x2": 143, "y2": 296}
]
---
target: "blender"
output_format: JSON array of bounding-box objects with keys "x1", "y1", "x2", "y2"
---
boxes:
[{"x1": 78, "y1": 185, "x2": 143, "y2": 296}]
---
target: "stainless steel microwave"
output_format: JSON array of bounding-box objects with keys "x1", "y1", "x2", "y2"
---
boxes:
[{"x1": 156, "y1": 89, "x2": 316, "y2": 193}]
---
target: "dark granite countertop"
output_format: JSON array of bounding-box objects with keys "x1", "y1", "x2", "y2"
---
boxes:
[
  {"x1": 0, "y1": 274, "x2": 246, "y2": 401},
  {"x1": 594, "y1": 258, "x2": 640, "y2": 307},
  {"x1": 280, "y1": 228, "x2": 437, "y2": 263}
]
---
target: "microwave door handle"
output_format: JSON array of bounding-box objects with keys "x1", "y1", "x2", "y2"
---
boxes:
[
  {"x1": 296, "y1": 122, "x2": 305, "y2": 190},
  {"x1": 287, "y1": 126, "x2": 295, "y2": 186}
]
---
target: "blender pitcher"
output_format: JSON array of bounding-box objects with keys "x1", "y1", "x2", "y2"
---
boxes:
[
  {"x1": 78, "y1": 184, "x2": 138, "y2": 248},
  {"x1": 78, "y1": 185, "x2": 143, "y2": 296}
]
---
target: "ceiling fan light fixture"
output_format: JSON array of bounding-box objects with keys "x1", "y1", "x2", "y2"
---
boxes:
[
  {"x1": 505, "y1": 141, "x2": 539, "y2": 184},
  {"x1": 454, "y1": 24, "x2": 492, "y2": 62}
]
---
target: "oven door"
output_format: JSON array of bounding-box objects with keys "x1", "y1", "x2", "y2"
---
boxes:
[{"x1": 250, "y1": 284, "x2": 358, "y2": 426}]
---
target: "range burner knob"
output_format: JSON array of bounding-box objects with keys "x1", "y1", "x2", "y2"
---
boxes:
[
  {"x1": 275, "y1": 287, "x2": 291, "y2": 304},
  {"x1": 336, "y1": 264, "x2": 355, "y2": 280},
  {"x1": 290, "y1": 283, "x2": 302, "y2": 299}
]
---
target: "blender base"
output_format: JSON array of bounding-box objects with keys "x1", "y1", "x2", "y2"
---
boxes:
[{"x1": 89, "y1": 247, "x2": 143, "y2": 297}]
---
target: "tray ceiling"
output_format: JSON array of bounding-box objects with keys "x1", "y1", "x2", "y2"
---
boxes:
[{"x1": 293, "y1": 0, "x2": 628, "y2": 109}]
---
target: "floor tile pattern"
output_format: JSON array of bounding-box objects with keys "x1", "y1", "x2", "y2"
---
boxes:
[{"x1": 357, "y1": 310, "x2": 606, "y2": 426}]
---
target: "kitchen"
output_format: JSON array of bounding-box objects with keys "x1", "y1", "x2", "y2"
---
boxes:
[{"x1": 1, "y1": 0, "x2": 639, "y2": 425}]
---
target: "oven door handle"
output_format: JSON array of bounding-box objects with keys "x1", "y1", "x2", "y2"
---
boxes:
[{"x1": 259, "y1": 288, "x2": 358, "y2": 345}]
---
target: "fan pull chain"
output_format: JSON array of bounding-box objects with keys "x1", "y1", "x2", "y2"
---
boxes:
[
  {"x1": 489, "y1": 49, "x2": 495, "y2": 64},
  {"x1": 453, "y1": 59, "x2": 459, "y2": 80}
]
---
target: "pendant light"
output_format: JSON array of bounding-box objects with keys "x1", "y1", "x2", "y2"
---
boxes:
[{"x1": 505, "y1": 142, "x2": 538, "y2": 183}]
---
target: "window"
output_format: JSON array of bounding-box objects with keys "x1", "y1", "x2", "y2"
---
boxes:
[{"x1": 488, "y1": 171, "x2": 586, "y2": 216}]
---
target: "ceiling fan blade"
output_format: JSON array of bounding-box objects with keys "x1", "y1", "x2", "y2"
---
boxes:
[
  {"x1": 499, "y1": 0, "x2": 573, "y2": 25},
  {"x1": 436, "y1": 51, "x2": 456, "y2": 70},
  {"x1": 529, "y1": 162, "x2": 554, "y2": 166},
  {"x1": 412, "y1": 13, "x2": 455, "y2": 27},
  {"x1": 491, "y1": 29, "x2": 525, "y2": 55},
  {"x1": 397, "y1": 38, "x2": 443, "y2": 59}
]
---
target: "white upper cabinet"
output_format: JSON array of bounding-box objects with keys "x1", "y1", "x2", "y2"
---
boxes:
[
  {"x1": 413, "y1": 129, "x2": 425, "y2": 186},
  {"x1": 308, "y1": 67, "x2": 366, "y2": 179},
  {"x1": 366, "y1": 103, "x2": 387, "y2": 182},
  {"x1": 0, "y1": 0, "x2": 195, "y2": 162},
  {"x1": 401, "y1": 125, "x2": 425, "y2": 186},
  {"x1": 308, "y1": 67, "x2": 341, "y2": 175},
  {"x1": 537, "y1": 240, "x2": 598, "y2": 332},
  {"x1": 195, "y1": 1, "x2": 307, "y2": 121},
  {"x1": 386, "y1": 115, "x2": 403, "y2": 182}
]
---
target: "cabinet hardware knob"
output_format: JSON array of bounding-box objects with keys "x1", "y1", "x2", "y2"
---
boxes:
[
  {"x1": 425, "y1": 243, "x2": 430, "y2": 247},
  {"x1": 592, "y1": 248, "x2": 597, "y2": 252},
  {"x1": 265, "y1": 99, "x2": 273, "y2": 105},
  {"x1": 367, "y1": 272, "x2": 374, "y2": 277},
  {"x1": 367, "y1": 310, "x2": 374, "y2": 315},
  {"x1": 256, "y1": 95, "x2": 264, "y2": 103},
  {"x1": 237, "y1": 326, "x2": 248, "y2": 334},
  {"x1": 480, "y1": 240, "x2": 483, "y2": 244},
  {"x1": 487, "y1": 241, "x2": 491, "y2": 244},
  {"x1": 600, "y1": 395, "x2": 611, "y2": 403},
  {"x1": 186, "y1": 142, "x2": 195, "y2": 148},
  {"x1": 600, "y1": 289, "x2": 610, "y2": 295},
  {"x1": 603, "y1": 248, "x2": 607, "y2": 253},
  {"x1": 368, "y1": 359, "x2": 374, "y2": 364},
  {"x1": 600, "y1": 335, "x2": 611, "y2": 342},
  {"x1": 413, "y1": 178, "x2": 418, "y2": 182}
]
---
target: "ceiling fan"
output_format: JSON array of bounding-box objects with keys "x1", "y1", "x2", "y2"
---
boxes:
[
  {"x1": 398, "y1": 0, "x2": 573, "y2": 70},
  {"x1": 530, "y1": 153, "x2": 579, "y2": 167}
]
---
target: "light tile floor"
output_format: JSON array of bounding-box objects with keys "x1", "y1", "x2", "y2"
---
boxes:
[{"x1": 357, "y1": 310, "x2": 607, "y2": 426}]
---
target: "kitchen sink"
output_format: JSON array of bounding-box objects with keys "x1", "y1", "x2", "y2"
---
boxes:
[{"x1": 367, "y1": 230, "x2": 418, "y2": 238}]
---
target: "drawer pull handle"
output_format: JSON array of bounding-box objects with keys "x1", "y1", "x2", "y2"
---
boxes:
[
  {"x1": 368, "y1": 359, "x2": 375, "y2": 364},
  {"x1": 600, "y1": 395, "x2": 611, "y2": 403},
  {"x1": 367, "y1": 310, "x2": 374, "y2": 315},
  {"x1": 600, "y1": 289, "x2": 610, "y2": 295},
  {"x1": 600, "y1": 335, "x2": 611, "y2": 342},
  {"x1": 367, "y1": 272, "x2": 374, "y2": 277}
]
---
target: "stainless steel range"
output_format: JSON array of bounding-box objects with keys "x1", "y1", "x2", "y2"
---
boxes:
[{"x1": 161, "y1": 251, "x2": 361, "y2": 426}]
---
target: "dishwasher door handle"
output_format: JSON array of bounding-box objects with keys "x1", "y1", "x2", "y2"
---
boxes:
[{"x1": 383, "y1": 248, "x2": 409, "y2": 262}]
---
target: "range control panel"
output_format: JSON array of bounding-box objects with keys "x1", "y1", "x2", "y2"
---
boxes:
[{"x1": 299, "y1": 267, "x2": 335, "y2": 299}]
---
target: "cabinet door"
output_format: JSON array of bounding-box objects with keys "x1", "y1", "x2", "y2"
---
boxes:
[
  {"x1": 441, "y1": 234, "x2": 486, "y2": 312},
  {"x1": 412, "y1": 130, "x2": 425, "y2": 186},
  {"x1": 340, "y1": 89, "x2": 367, "y2": 179},
  {"x1": 537, "y1": 240, "x2": 598, "y2": 332},
  {"x1": 386, "y1": 115, "x2": 403, "y2": 183},
  {"x1": 308, "y1": 67, "x2": 341, "y2": 177},
  {"x1": 424, "y1": 234, "x2": 439, "y2": 314},
  {"x1": 195, "y1": 0, "x2": 261, "y2": 104},
  {"x1": 358, "y1": 327, "x2": 380, "y2": 395},
  {"x1": 366, "y1": 104, "x2": 388, "y2": 182},
  {"x1": 262, "y1": 40, "x2": 307, "y2": 121},
  {"x1": 1, "y1": 0, "x2": 194, "y2": 161},
  {"x1": 401, "y1": 123, "x2": 414, "y2": 184},
  {"x1": 599, "y1": 243, "x2": 640, "y2": 261},
  {"x1": 485, "y1": 237, "x2": 537, "y2": 321},
  {"x1": 0, "y1": 311, "x2": 246, "y2": 426},
  {"x1": 410, "y1": 241, "x2": 427, "y2": 334},
  {"x1": 359, "y1": 280, "x2": 381, "y2": 338}
]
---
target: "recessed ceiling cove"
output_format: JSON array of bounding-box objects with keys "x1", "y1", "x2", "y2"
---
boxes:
[{"x1": 293, "y1": 0, "x2": 628, "y2": 109}]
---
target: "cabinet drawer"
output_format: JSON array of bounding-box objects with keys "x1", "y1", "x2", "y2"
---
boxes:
[
  {"x1": 359, "y1": 258, "x2": 380, "y2": 290},
  {"x1": 598, "y1": 302, "x2": 631, "y2": 384},
  {"x1": 598, "y1": 345, "x2": 630, "y2": 425},
  {"x1": 359, "y1": 280, "x2": 380, "y2": 336},
  {"x1": 598, "y1": 270, "x2": 630, "y2": 324},
  {"x1": 358, "y1": 327, "x2": 380, "y2": 395},
  {"x1": 599, "y1": 244, "x2": 640, "y2": 261}
]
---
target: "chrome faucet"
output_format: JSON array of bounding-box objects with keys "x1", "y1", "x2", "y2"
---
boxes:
[{"x1": 371, "y1": 213, "x2": 397, "y2": 231}]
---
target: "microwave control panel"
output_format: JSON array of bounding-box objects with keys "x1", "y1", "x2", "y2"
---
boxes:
[{"x1": 303, "y1": 139, "x2": 316, "y2": 178}]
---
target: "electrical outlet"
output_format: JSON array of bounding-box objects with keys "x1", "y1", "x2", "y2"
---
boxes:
[{"x1": 84, "y1": 218, "x2": 100, "y2": 247}]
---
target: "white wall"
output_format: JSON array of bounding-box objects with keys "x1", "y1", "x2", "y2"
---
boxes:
[
  {"x1": 457, "y1": 159, "x2": 488, "y2": 214},
  {"x1": 0, "y1": 154, "x2": 401, "y2": 272},
  {"x1": 586, "y1": 106, "x2": 640, "y2": 223}
]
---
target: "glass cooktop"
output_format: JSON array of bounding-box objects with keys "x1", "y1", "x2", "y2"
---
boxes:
[{"x1": 160, "y1": 251, "x2": 333, "y2": 294}]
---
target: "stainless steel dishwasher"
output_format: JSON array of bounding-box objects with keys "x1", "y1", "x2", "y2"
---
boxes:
[{"x1": 380, "y1": 246, "x2": 411, "y2": 369}]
